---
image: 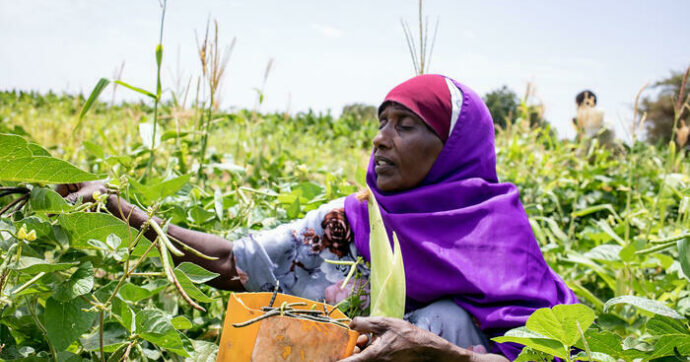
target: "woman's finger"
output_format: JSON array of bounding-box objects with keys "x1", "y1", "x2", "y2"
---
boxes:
[
  {"x1": 348, "y1": 317, "x2": 387, "y2": 334},
  {"x1": 356, "y1": 333, "x2": 369, "y2": 347}
]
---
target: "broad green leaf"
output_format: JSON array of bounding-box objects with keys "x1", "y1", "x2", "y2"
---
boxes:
[
  {"x1": 112, "y1": 297, "x2": 135, "y2": 333},
  {"x1": 646, "y1": 315, "x2": 689, "y2": 336},
  {"x1": 107, "y1": 344, "x2": 128, "y2": 362},
  {"x1": 58, "y1": 213, "x2": 137, "y2": 249},
  {"x1": 174, "y1": 262, "x2": 219, "y2": 284},
  {"x1": 82, "y1": 141, "x2": 105, "y2": 159},
  {"x1": 295, "y1": 182, "x2": 323, "y2": 200},
  {"x1": 492, "y1": 327, "x2": 568, "y2": 359},
  {"x1": 213, "y1": 187, "x2": 224, "y2": 221},
  {"x1": 574, "y1": 330, "x2": 648, "y2": 361},
  {"x1": 561, "y1": 253, "x2": 617, "y2": 293},
  {"x1": 648, "y1": 334, "x2": 690, "y2": 359},
  {"x1": 11, "y1": 257, "x2": 78, "y2": 274},
  {"x1": 58, "y1": 351, "x2": 84, "y2": 362},
  {"x1": 135, "y1": 309, "x2": 189, "y2": 357},
  {"x1": 53, "y1": 261, "x2": 94, "y2": 301},
  {"x1": 368, "y1": 189, "x2": 406, "y2": 319},
  {"x1": 171, "y1": 316, "x2": 193, "y2": 330},
  {"x1": 604, "y1": 295, "x2": 684, "y2": 319},
  {"x1": 80, "y1": 325, "x2": 127, "y2": 352},
  {"x1": 118, "y1": 283, "x2": 154, "y2": 303},
  {"x1": 535, "y1": 216, "x2": 569, "y2": 244},
  {"x1": 0, "y1": 157, "x2": 98, "y2": 184},
  {"x1": 286, "y1": 197, "x2": 300, "y2": 219},
  {"x1": 173, "y1": 269, "x2": 216, "y2": 303},
  {"x1": 0, "y1": 133, "x2": 33, "y2": 159},
  {"x1": 513, "y1": 348, "x2": 551, "y2": 362},
  {"x1": 184, "y1": 340, "x2": 218, "y2": 361},
  {"x1": 44, "y1": 297, "x2": 97, "y2": 351},
  {"x1": 594, "y1": 220, "x2": 625, "y2": 246},
  {"x1": 572, "y1": 351, "x2": 617, "y2": 362},
  {"x1": 75, "y1": 77, "x2": 110, "y2": 132},
  {"x1": 118, "y1": 281, "x2": 166, "y2": 303},
  {"x1": 526, "y1": 304, "x2": 595, "y2": 346},
  {"x1": 129, "y1": 174, "x2": 191, "y2": 203},
  {"x1": 678, "y1": 238, "x2": 690, "y2": 280},
  {"x1": 584, "y1": 244, "x2": 622, "y2": 262},
  {"x1": 27, "y1": 143, "x2": 51, "y2": 157},
  {"x1": 29, "y1": 188, "x2": 73, "y2": 213},
  {"x1": 188, "y1": 206, "x2": 216, "y2": 224}
]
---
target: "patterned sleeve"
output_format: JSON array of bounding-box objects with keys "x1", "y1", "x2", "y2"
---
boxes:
[{"x1": 232, "y1": 198, "x2": 369, "y2": 304}]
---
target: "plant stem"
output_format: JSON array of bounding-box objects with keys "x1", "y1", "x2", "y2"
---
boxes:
[
  {"x1": 146, "y1": 0, "x2": 167, "y2": 178},
  {"x1": 26, "y1": 296, "x2": 57, "y2": 361},
  {"x1": 10, "y1": 272, "x2": 45, "y2": 295},
  {"x1": 99, "y1": 310, "x2": 105, "y2": 362},
  {"x1": 198, "y1": 91, "x2": 214, "y2": 181}
]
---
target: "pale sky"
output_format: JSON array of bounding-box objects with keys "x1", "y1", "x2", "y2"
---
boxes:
[{"x1": 1, "y1": 0, "x2": 689, "y2": 140}]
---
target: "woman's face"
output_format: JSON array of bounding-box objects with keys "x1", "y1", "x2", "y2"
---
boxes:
[{"x1": 373, "y1": 103, "x2": 444, "y2": 192}]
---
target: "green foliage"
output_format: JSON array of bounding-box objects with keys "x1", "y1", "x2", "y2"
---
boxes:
[{"x1": 1, "y1": 70, "x2": 689, "y2": 361}]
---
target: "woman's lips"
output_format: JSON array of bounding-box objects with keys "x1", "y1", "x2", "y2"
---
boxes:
[{"x1": 374, "y1": 156, "x2": 395, "y2": 175}]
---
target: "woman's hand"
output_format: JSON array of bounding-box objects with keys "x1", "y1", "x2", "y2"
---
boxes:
[
  {"x1": 56, "y1": 181, "x2": 108, "y2": 204},
  {"x1": 339, "y1": 317, "x2": 509, "y2": 362}
]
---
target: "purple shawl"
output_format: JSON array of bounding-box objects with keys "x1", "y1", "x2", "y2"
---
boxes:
[{"x1": 344, "y1": 75, "x2": 577, "y2": 359}]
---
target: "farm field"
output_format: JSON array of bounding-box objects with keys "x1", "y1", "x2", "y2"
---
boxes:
[
  {"x1": 1, "y1": 85, "x2": 689, "y2": 361},
  {"x1": 1, "y1": 1, "x2": 690, "y2": 360}
]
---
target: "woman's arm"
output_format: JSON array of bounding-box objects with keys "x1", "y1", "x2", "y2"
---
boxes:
[{"x1": 58, "y1": 181, "x2": 243, "y2": 291}]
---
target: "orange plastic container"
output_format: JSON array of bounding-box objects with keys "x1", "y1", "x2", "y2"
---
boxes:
[{"x1": 217, "y1": 292, "x2": 359, "y2": 362}]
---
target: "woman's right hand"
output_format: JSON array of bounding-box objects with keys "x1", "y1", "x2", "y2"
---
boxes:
[{"x1": 56, "y1": 181, "x2": 108, "y2": 204}]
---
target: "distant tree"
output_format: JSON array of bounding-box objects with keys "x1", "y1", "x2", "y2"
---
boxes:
[
  {"x1": 483, "y1": 86, "x2": 519, "y2": 129},
  {"x1": 341, "y1": 103, "x2": 377, "y2": 123},
  {"x1": 641, "y1": 69, "x2": 690, "y2": 146}
]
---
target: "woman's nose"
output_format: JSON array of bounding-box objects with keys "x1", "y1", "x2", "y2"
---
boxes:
[{"x1": 372, "y1": 125, "x2": 393, "y2": 150}]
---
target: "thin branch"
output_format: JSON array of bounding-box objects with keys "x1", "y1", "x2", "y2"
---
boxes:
[{"x1": 0, "y1": 194, "x2": 29, "y2": 216}]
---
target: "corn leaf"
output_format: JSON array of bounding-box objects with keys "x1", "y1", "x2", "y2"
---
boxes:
[
  {"x1": 368, "y1": 188, "x2": 406, "y2": 318},
  {"x1": 75, "y1": 77, "x2": 110, "y2": 133}
]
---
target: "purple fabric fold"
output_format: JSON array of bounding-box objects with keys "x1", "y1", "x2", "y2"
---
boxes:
[{"x1": 344, "y1": 75, "x2": 577, "y2": 360}]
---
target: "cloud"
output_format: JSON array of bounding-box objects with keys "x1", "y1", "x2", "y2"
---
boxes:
[{"x1": 311, "y1": 24, "x2": 344, "y2": 38}]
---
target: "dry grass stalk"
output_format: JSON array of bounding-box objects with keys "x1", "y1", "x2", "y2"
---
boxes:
[
  {"x1": 678, "y1": 119, "x2": 689, "y2": 148},
  {"x1": 196, "y1": 19, "x2": 235, "y2": 110},
  {"x1": 401, "y1": 0, "x2": 439, "y2": 75},
  {"x1": 631, "y1": 82, "x2": 650, "y2": 142}
]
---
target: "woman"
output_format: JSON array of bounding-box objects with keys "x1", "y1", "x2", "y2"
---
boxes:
[{"x1": 60, "y1": 74, "x2": 577, "y2": 361}]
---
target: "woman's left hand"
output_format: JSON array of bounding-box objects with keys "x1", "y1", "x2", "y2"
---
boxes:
[{"x1": 338, "y1": 317, "x2": 509, "y2": 362}]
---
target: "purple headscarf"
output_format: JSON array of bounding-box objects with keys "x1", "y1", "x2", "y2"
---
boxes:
[{"x1": 344, "y1": 75, "x2": 578, "y2": 359}]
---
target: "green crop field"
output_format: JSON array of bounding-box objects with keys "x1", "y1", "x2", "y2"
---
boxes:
[
  {"x1": 1, "y1": 2, "x2": 690, "y2": 360},
  {"x1": 1, "y1": 81, "x2": 689, "y2": 361}
]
